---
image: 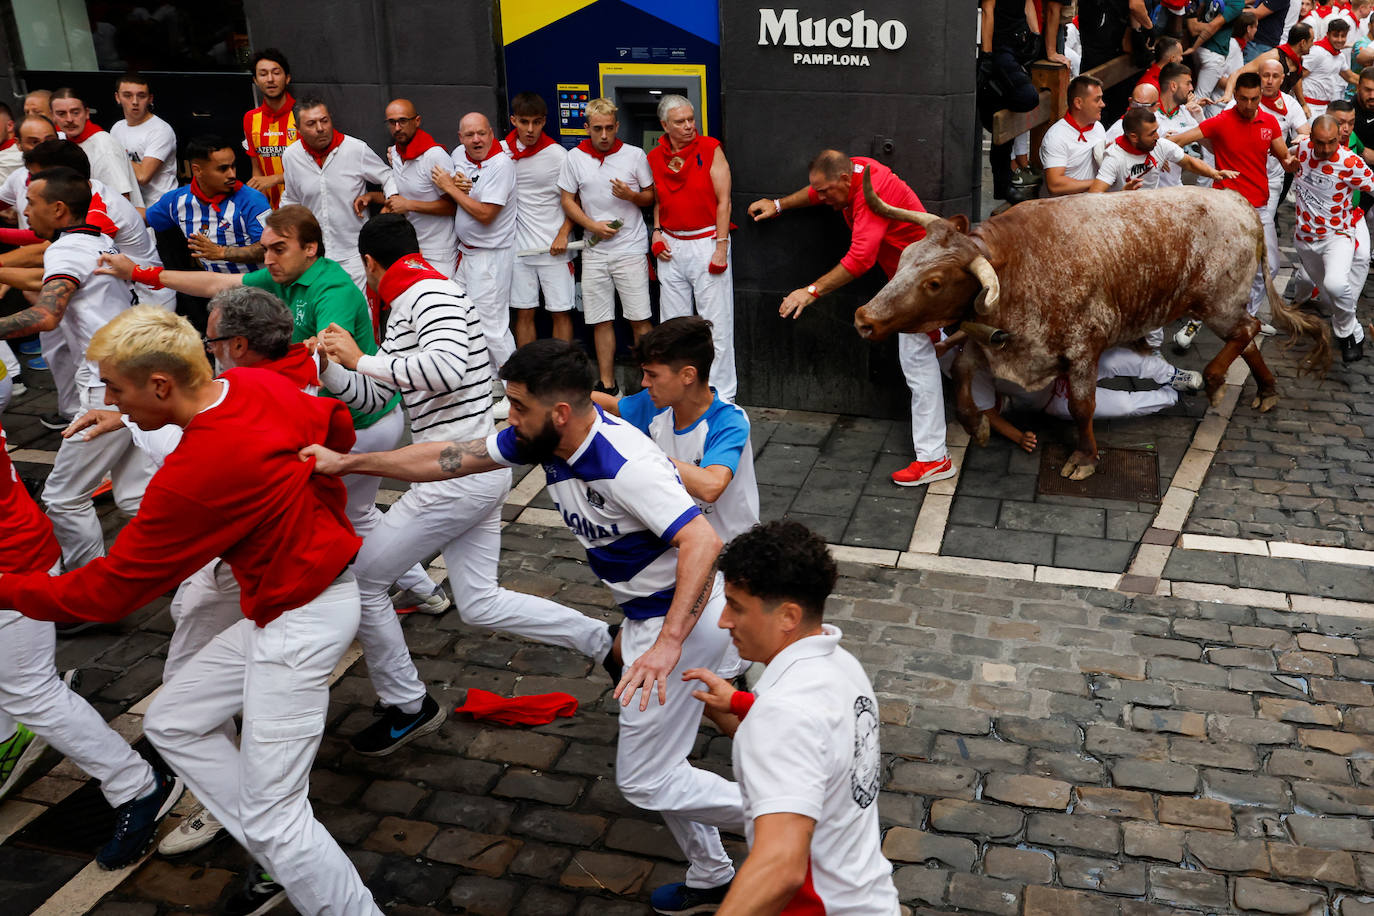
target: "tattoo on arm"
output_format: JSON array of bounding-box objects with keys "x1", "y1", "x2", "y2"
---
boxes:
[
  {"x1": 689, "y1": 559, "x2": 718, "y2": 620},
  {"x1": 438, "y1": 438, "x2": 489, "y2": 474},
  {"x1": 0, "y1": 278, "x2": 74, "y2": 338}
]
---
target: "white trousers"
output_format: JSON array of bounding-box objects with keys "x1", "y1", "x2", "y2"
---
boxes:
[
  {"x1": 0, "y1": 608, "x2": 156, "y2": 807},
  {"x1": 616, "y1": 581, "x2": 744, "y2": 889},
  {"x1": 1248, "y1": 204, "x2": 1276, "y2": 316},
  {"x1": 1, "y1": 341, "x2": 19, "y2": 384},
  {"x1": 1296, "y1": 229, "x2": 1367, "y2": 342},
  {"x1": 353, "y1": 471, "x2": 611, "y2": 709},
  {"x1": 145, "y1": 574, "x2": 381, "y2": 916},
  {"x1": 166, "y1": 559, "x2": 243, "y2": 681},
  {"x1": 40, "y1": 328, "x2": 80, "y2": 417},
  {"x1": 657, "y1": 232, "x2": 737, "y2": 402},
  {"x1": 420, "y1": 245, "x2": 457, "y2": 279},
  {"x1": 0, "y1": 375, "x2": 10, "y2": 414},
  {"x1": 457, "y1": 245, "x2": 516, "y2": 370},
  {"x1": 1044, "y1": 348, "x2": 1178, "y2": 419},
  {"x1": 347, "y1": 406, "x2": 434, "y2": 599},
  {"x1": 1197, "y1": 49, "x2": 1228, "y2": 118},
  {"x1": 43, "y1": 385, "x2": 156, "y2": 570},
  {"x1": 898, "y1": 332, "x2": 949, "y2": 462}
]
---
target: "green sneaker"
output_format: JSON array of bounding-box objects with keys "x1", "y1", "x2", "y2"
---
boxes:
[{"x1": 0, "y1": 725, "x2": 46, "y2": 801}]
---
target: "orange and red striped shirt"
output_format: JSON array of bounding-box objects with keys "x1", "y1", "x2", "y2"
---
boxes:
[{"x1": 242, "y1": 93, "x2": 297, "y2": 208}]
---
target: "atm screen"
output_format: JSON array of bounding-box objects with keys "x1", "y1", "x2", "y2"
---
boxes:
[{"x1": 641, "y1": 129, "x2": 664, "y2": 153}]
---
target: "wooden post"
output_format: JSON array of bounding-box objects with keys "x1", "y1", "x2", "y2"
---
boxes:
[{"x1": 1029, "y1": 60, "x2": 1071, "y2": 164}]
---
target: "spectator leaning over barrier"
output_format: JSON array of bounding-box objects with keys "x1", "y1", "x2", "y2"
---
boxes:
[{"x1": 977, "y1": 0, "x2": 1044, "y2": 206}]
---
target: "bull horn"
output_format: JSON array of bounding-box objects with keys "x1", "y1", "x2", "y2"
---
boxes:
[
  {"x1": 862, "y1": 168, "x2": 942, "y2": 228},
  {"x1": 968, "y1": 255, "x2": 1000, "y2": 315}
]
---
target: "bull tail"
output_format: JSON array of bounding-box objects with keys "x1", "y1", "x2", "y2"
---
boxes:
[{"x1": 1260, "y1": 235, "x2": 1332, "y2": 377}]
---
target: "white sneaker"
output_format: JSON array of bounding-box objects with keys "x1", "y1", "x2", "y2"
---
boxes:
[
  {"x1": 1173, "y1": 320, "x2": 1200, "y2": 351},
  {"x1": 10, "y1": 382, "x2": 25, "y2": 397},
  {"x1": 157, "y1": 804, "x2": 224, "y2": 857},
  {"x1": 392, "y1": 588, "x2": 451, "y2": 616},
  {"x1": 492, "y1": 396, "x2": 511, "y2": 421},
  {"x1": 1170, "y1": 368, "x2": 1204, "y2": 393},
  {"x1": 1258, "y1": 322, "x2": 1277, "y2": 337}
]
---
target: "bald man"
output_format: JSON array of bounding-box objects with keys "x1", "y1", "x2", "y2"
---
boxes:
[
  {"x1": 23, "y1": 91, "x2": 51, "y2": 121},
  {"x1": 1253, "y1": 57, "x2": 1310, "y2": 281},
  {"x1": 378, "y1": 99, "x2": 458, "y2": 275},
  {"x1": 1104, "y1": 83, "x2": 1161, "y2": 143},
  {"x1": 433, "y1": 113, "x2": 517, "y2": 402}
]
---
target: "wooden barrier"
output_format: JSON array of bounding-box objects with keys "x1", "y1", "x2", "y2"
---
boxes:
[{"x1": 989, "y1": 53, "x2": 1140, "y2": 160}]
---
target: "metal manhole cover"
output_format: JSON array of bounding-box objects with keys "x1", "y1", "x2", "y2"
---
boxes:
[{"x1": 1036, "y1": 442, "x2": 1161, "y2": 503}]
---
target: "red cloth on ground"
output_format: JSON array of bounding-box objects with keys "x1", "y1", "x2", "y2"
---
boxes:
[{"x1": 452, "y1": 688, "x2": 578, "y2": 725}]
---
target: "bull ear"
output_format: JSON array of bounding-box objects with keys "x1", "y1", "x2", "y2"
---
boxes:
[{"x1": 948, "y1": 214, "x2": 970, "y2": 234}]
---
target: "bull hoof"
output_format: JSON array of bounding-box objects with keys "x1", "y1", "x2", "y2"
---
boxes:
[
  {"x1": 1207, "y1": 386, "x2": 1225, "y2": 407},
  {"x1": 1060, "y1": 452, "x2": 1099, "y2": 480},
  {"x1": 1252, "y1": 392, "x2": 1280, "y2": 412},
  {"x1": 974, "y1": 415, "x2": 991, "y2": 447}
]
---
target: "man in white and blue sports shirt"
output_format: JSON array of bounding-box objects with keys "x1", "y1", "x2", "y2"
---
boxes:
[
  {"x1": 593, "y1": 315, "x2": 759, "y2": 543},
  {"x1": 301, "y1": 338, "x2": 747, "y2": 915}
]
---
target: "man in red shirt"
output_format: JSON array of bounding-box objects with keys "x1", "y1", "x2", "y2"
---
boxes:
[
  {"x1": 748, "y1": 150, "x2": 955, "y2": 488},
  {"x1": 0, "y1": 306, "x2": 382, "y2": 914},
  {"x1": 1169, "y1": 71, "x2": 1296, "y2": 345},
  {"x1": 242, "y1": 48, "x2": 296, "y2": 208}
]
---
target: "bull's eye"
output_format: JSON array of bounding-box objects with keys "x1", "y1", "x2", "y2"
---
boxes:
[{"x1": 925, "y1": 279, "x2": 941, "y2": 293}]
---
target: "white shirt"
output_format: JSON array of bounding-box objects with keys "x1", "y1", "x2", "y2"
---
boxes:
[
  {"x1": 1039, "y1": 117, "x2": 1107, "y2": 193},
  {"x1": 0, "y1": 143, "x2": 21, "y2": 184},
  {"x1": 1259, "y1": 93, "x2": 1309, "y2": 185},
  {"x1": 1302, "y1": 40, "x2": 1353, "y2": 103},
  {"x1": 43, "y1": 226, "x2": 134, "y2": 390},
  {"x1": 558, "y1": 142, "x2": 654, "y2": 256},
  {"x1": 487, "y1": 409, "x2": 701, "y2": 619},
  {"x1": 1292, "y1": 138, "x2": 1374, "y2": 242},
  {"x1": 1156, "y1": 104, "x2": 1203, "y2": 188},
  {"x1": 1096, "y1": 136, "x2": 1187, "y2": 191},
  {"x1": 735, "y1": 626, "x2": 901, "y2": 916},
  {"x1": 110, "y1": 115, "x2": 178, "y2": 207},
  {"x1": 507, "y1": 140, "x2": 571, "y2": 265},
  {"x1": 0, "y1": 168, "x2": 29, "y2": 228},
  {"x1": 281, "y1": 134, "x2": 397, "y2": 267},
  {"x1": 452, "y1": 148, "x2": 517, "y2": 250},
  {"x1": 616, "y1": 389, "x2": 759, "y2": 542},
  {"x1": 78, "y1": 130, "x2": 144, "y2": 208},
  {"x1": 387, "y1": 142, "x2": 459, "y2": 270}
]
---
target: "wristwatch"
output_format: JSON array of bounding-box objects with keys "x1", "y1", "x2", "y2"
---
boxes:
[{"x1": 806, "y1": 284, "x2": 820, "y2": 298}]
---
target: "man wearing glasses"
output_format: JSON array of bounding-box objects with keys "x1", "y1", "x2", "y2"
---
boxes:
[{"x1": 378, "y1": 99, "x2": 458, "y2": 275}]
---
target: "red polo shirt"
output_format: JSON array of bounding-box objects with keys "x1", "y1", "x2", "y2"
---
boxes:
[
  {"x1": 808, "y1": 157, "x2": 927, "y2": 278},
  {"x1": 1198, "y1": 108, "x2": 1283, "y2": 207}
]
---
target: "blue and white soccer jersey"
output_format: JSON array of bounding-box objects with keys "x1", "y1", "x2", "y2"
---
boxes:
[
  {"x1": 617, "y1": 390, "x2": 760, "y2": 543},
  {"x1": 145, "y1": 184, "x2": 271, "y2": 275},
  {"x1": 487, "y1": 410, "x2": 700, "y2": 619}
]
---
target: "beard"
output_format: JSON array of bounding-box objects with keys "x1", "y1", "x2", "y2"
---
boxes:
[{"x1": 510, "y1": 415, "x2": 560, "y2": 465}]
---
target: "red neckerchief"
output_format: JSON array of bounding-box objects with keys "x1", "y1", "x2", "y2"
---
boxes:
[
  {"x1": 69, "y1": 120, "x2": 103, "y2": 144},
  {"x1": 189, "y1": 177, "x2": 231, "y2": 208},
  {"x1": 1315, "y1": 37, "x2": 1340, "y2": 56},
  {"x1": 1237, "y1": 36, "x2": 1249, "y2": 50},
  {"x1": 1114, "y1": 135, "x2": 1158, "y2": 170},
  {"x1": 395, "y1": 128, "x2": 441, "y2": 163},
  {"x1": 1278, "y1": 43, "x2": 1303, "y2": 66},
  {"x1": 86, "y1": 190, "x2": 119, "y2": 238},
  {"x1": 306, "y1": 130, "x2": 345, "y2": 168},
  {"x1": 255, "y1": 343, "x2": 319, "y2": 391},
  {"x1": 0, "y1": 139, "x2": 14, "y2": 152},
  {"x1": 1261, "y1": 93, "x2": 1288, "y2": 115},
  {"x1": 503, "y1": 130, "x2": 556, "y2": 161},
  {"x1": 263, "y1": 92, "x2": 295, "y2": 117},
  {"x1": 576, "y1": 137, "x2": 624, "y2": 163},
  {"x1": 1314, "y1": 4, "x2": 1334, "y2": 16},
  {"x1": 377, "y1": 253, "x2": 448, "y2": 304},
  {"x1": 1064, "y1": 112, "x2": 1094, "y2": 141},
  {"x1": 464, "y1": 142, "x2": 503, "y2": 168}
]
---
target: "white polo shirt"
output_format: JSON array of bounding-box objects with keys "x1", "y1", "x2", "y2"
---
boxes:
[
  {"x1": 452, "y1": 147, "x2": 516, "y2": 251},
  {"x1": 42, "y1": 225, "x2": 135, "y2": 390},
  {"x1": 508, "y1": 139, "x2": 572, "y2": 267},
  {"x1": 281, "y1": 134, "x2": 397, "y2": 266},
  {"x1": 1260, "y1": 93, "x2": 1308, "y2": 185},
  {"x1": 110, "y1": 115, "x2": 178, "y2": 207},
  {"x1": 78, "y1": 129, "x2": 143, "y2": 207},
  {"x1": 1039, "y1": 116, "x2": 1107, "y2": 194},
  {"x1": 558, "y1": 142, "x2": 654, "y2": 256},
  {"x1": 734, "y1": 626, "x2": 901, "y2": 916},
  {"x1": 0, "y1": 142, "x2": 21, "y2": 184},
  {"x1": 387, "y1": 141, "x2": 459, "y2": 270},
  {"x1": 0, "y1": 167, "x2": 29, "y2": 228},
  {"x1": 1096, "y1": 136, "x2": 1187, "y2": 191}
]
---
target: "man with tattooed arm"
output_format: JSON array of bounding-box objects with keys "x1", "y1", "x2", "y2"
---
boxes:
[{"x1": 301, "y1": 338, "x2": 747, "y2": 914}]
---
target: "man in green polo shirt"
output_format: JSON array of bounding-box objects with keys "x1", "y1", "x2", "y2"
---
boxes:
[{"x1": 96, "y1": 205, "x2": 443, "y2": 604}]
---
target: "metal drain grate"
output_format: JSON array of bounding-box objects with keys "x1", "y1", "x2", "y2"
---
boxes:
[{"x1": 1036, "y1": 443, "x2": 1161, "y2": 503}]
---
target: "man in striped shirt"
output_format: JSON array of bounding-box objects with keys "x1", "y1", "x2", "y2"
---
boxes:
[
  {"x1": 243, "y1": 48, "x2": 296, "y2": 208},
  {"x1": 303, "y1": 337, "x2": 744, "y2": 913},
  {"x1": 313, "y1": 215, "x2": 614, "y2": 754}
]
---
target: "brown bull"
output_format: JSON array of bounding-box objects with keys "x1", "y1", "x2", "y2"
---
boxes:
[{"x1": 853, "y1": 179, "x2": 1331, "y2": 480}]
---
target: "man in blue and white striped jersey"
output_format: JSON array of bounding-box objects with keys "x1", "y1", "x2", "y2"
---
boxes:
[{"x1": 302, "y1": 336, "x2": 745, "y2": 913}]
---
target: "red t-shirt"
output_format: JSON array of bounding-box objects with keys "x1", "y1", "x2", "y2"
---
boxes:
[
  {"x1": 808, "y1": 157, "x2": 927, "y2": 278},
  {"x1": 0, "y1": 369, "x2": 361, "y2": 627},
  {"x1": 0, "y1": 423, "x2": 61, "y2": 576},
  {"x1": 1198, "y1": 108, "x2": 1283, "y2": 207},
  {"x1": 1138, "y1": 63, "x2": 1162, "y2": 91}
]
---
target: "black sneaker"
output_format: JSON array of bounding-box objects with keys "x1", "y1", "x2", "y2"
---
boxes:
[
  {"x1": 602, "y1": 622, "x2": 623, "y2": 684},
  {"x1": 224, "y1": 866, "x2": 287, "y2": 916},
  {"x1": 349, "y1": 693, "x2": 446, "y2": 757},
  {"x1": 39, "y1": 412, "x2": 72, "y2": 431},
  {"x1": 1340, "y1": 334, "x2": 1364, "y2": 363},
  {"x1": 96, "y1": 769, "x2": 184, "y2": 869},
  {"x1": 650, "y1": 880, "x2": 732, "y2": 915}
]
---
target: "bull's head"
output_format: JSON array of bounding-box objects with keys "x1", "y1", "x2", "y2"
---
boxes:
[{"x1": 853, "y1": 170, "x2": 1001, "y2": 341}]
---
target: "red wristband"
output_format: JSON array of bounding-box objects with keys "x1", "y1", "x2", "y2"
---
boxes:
[
  {"x1": 651, "y1": 240, "x2": 668, "y2": 257},
  {"x1": 728, "y1": 690, "x2": 756, "y2": 720},
  {"x1": 707, "y1": 260, "x2": 728, "y2": 275},
  {"x1": 131, "y1": 265, "x2": 165, "y2": 290}
]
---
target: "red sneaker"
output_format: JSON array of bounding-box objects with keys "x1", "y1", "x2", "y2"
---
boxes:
[{"x1": 890, "y1": 455, "x2": 956, "y2": 488}]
